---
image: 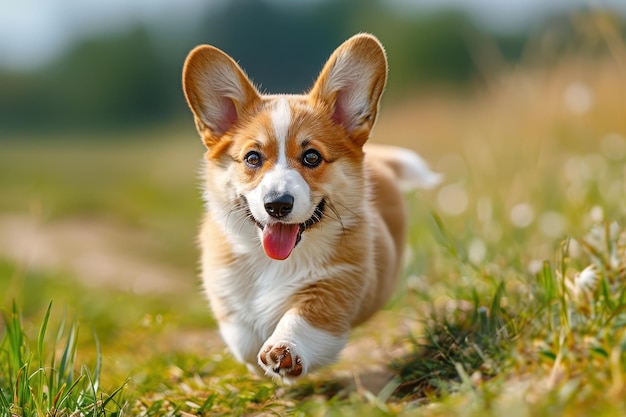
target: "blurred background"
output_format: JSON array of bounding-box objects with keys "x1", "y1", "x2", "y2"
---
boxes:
[
  {"x1": 2, "y1": 0, "x2": 625, "y2": 133},
  {"x1": 1, "y1": 0, "x2": 625, "y2": 358}
]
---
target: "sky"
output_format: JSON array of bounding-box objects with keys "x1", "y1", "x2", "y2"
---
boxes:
[
  {"x1": 1, "y1": 0, "x2": 625, "y2": 71},
  {"x1": 0, "y1": 0, "x2": 207, "y2": 70}
]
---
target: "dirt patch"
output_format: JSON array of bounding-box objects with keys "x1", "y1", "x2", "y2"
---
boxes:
[{"x1": 0, "y1": 214, "x2": 192, "y2": 294}]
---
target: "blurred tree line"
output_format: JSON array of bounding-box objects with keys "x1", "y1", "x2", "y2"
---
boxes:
[{"x1": 0, "y1": 0, "x2": 623, "y2": 137}]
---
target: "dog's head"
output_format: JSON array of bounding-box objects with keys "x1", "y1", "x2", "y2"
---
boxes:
[{"x1": 183, "y1": 34, "x2": 387, "y2": 260}]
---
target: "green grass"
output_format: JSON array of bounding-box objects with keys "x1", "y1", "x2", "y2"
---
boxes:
[
  {"x1": 2, "y1": 44, "x2": 626, "y2": 415},
  {"x1": 0, "y1": 301, "x2": 125, "y2": 416},
  {"x1": 387, "y1": 219, "x2": 626, "y2": 416}
]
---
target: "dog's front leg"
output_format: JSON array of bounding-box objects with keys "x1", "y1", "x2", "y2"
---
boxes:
[
  {"x1": 257, "y1": 278, "x2": 360, "y2": 383},
  {"x1": 257, "y1": 311, "x2": 348, "y2": 383}
]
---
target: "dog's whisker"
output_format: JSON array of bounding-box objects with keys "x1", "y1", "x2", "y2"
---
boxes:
[
  {"x1": 331, "y1": 200, "x2": 364, "y2": 224},
  {"x1": 220, "y1": 200, "x2": 244, "y2": 227},
  {"x1": 234, "y1": 214, "x2": 249, "y2": 235},
  {"x1": 325, "y1": 200, "x2": 346, "y2": 240},
  {"x1": 217, "y1": 197, "x2": 257, "y2": 233},
  {"x1": 234, "y1": 206, "x2": 256, "y2": 235},
  {"x1": 325, "y1": 200, "x2": 344, "y2": 224}
]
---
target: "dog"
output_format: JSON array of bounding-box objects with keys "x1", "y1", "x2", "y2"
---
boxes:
[{"x1": 182, "y1": 33, "x2": 440, "y2": 383}]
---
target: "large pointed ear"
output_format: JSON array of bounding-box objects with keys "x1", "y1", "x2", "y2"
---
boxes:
[
  {"x1": 183, "y1": 45, "x2": 261, "y2": 147},
  {"x1": 310, "y1": 34, "x2": 388, "y2": 146}
]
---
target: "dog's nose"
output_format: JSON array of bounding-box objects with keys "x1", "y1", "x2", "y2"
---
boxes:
[{"x1": 264, "y1": 193, "x2": 294, "y2": 218}]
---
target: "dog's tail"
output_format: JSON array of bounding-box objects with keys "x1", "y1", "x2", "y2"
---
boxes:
[{"x1": 365, "y1": 144, "x2": 442, "y2": 191}]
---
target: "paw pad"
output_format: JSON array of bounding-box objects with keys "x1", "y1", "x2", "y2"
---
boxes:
[{"x1": 259, "y1": 344, "x2": 303, "y2": 377}]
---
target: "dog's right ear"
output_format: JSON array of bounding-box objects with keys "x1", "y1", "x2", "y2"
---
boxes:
[{"x1": 183, "y1": 45, "x2": 261, "y2": 147}]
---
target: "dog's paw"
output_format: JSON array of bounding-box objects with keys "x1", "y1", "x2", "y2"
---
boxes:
[{"x1": 258, "y1": 342, "x2": 303, "y2": 380}]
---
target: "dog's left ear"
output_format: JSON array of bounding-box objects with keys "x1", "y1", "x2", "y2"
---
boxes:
[{"x1": 310, "y1": 34, "x2": 388, "y2": 147}]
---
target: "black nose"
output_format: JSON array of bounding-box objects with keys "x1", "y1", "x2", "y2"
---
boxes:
[{"x1": 264, "y1": 193, "x2": 294, "y2": 218}]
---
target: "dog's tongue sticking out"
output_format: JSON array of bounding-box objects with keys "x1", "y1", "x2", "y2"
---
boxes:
[{"x1": 262, "y1": 223, "x2": 300, "y2": 260}]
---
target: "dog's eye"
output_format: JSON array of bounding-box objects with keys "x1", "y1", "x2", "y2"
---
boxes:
[
  {"x1": 302, "y1": 150, "x2": 322, "y2": 168},
  {"x1": 244, "y1": 151, "x2": 262, "y2": 167}
]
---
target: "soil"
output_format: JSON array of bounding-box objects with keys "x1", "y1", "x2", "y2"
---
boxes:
[{"x1": 0, "y1": 214, "x2": 191, "y2": 294}]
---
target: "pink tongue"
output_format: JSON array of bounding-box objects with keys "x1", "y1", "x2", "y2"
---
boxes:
[{"x1": 262, "y1": 223, "x2": 300, "y2": 260}]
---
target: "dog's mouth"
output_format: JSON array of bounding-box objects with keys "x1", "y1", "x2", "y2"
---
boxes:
[{"x1": 250, "y1": 199, "x2": 326, "y2": 261}]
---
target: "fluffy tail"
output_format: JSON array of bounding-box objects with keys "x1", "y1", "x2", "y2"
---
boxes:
[{"x1": 365, "y1": 144, "x2": 442, "y2": 191}]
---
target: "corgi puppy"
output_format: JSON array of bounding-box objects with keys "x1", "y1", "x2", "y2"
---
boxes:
[{"x1": 182, "y1": 34, "x2": 439, "y2": 383}]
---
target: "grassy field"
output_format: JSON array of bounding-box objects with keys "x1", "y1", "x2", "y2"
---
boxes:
[{"x1": 1, "y1": 52, "x2": 626, "y2": 416}]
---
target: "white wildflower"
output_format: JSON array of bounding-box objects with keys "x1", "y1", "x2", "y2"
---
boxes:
[
  {"x1": 575, "y1": 264, "x2": 600, "y2": 293},
  {"x1": 565, "y1": 264, "x2": 600, "y2": 315},
  {"x1": 589, "y1": 206, "x2": 604, "y2": 223}
]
